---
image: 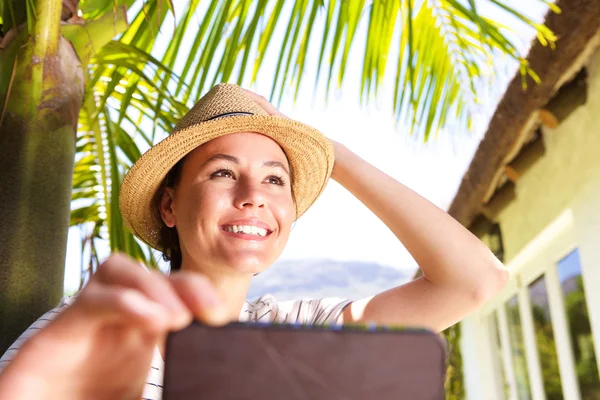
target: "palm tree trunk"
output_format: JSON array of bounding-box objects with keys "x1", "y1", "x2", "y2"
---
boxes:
[{"x1": 0, "y1": 0, "x2": 84, "y2": 353}]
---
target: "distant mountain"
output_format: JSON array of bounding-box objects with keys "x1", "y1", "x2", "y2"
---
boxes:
[{"x1": 247, "y1": 259, "x2": 411, "y2": 302}]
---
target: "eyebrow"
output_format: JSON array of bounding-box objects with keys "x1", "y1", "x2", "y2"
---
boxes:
[{"x1": 201, "y1": 153, "x2": 290, "y2": 176}]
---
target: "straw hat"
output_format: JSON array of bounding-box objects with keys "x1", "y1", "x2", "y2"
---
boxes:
[{"x1": 119, "y1": 83, "x2": 334, "y2": 250}]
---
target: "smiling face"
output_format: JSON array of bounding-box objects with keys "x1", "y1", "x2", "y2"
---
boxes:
[{"x1": 159, "y1": 132, "x2": 295, "y2": 275}]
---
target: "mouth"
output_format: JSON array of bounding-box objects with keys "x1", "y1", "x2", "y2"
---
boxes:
[{"x1": 219, "y1": 220, "x2": 273, "y2": 240}]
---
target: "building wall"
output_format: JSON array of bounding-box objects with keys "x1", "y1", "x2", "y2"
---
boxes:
[
  {"x1": 461, "y1": 47, "x2": 600, "y2": 400},
  {"x1": 499, "y1": 50, "x2": 600, "y2": 262}
]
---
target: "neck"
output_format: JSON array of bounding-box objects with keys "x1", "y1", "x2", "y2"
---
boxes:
[{"x1": 179, "y1": 261, "x2": 253, "y2": 322}]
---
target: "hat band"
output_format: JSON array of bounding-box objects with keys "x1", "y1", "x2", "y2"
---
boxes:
[{"x1": 206, "y1": 111, "x2": 254, "y2": 121}]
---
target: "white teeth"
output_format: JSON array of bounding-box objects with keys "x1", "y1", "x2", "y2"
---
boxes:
[{"x1": 225, "y1": 225, "x2": 268, "y2": 237}]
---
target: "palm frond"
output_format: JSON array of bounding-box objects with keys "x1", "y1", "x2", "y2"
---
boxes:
[
  {"x1": 79, "y1": 0, "x2": 136, "y2": 21},
  {"x1": 66, "y1": 0, "x2": 557, "y2": 273},
  {"x1": 71, "y1": 70, "x2": 163, "y2": 272}
]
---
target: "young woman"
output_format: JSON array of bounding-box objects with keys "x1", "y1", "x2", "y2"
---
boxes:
[{"x1": 0, "y1": 83, "x2": 508, "y2": 399}]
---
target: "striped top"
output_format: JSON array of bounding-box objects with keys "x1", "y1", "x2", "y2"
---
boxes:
[{"x1": 0, "y1": 294, "x2": 351, "y2": 400}]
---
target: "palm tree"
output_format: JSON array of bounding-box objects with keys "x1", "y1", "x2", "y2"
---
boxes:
[{"x1": 0, "y1": 0, "x2": 555, "y2": 361}]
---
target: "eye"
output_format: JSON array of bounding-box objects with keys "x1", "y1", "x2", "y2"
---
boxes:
[
  {"x1": 266, "y1": 175, "x2": 286, "y2": 186},
  {"x1": 211, "y1": 169, "x2": 235, "y2": 179}
]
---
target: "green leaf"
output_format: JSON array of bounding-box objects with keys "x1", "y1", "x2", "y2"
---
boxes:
[
  {"x1": 114, "y1": 123, "x2": 142, "y2": 164},
  {"x1": 314, "y1": 0, "x2": 336, "y2": 88},
  {"x1": 79, "y1": 0, "x2": 136, "y2": 20},
  {"x1": 196, "y1": 0, "x2": 234, "y2": 97},
  {"x1": 251, "y1": 0, "x2": 285, "y2": 83},
  {"x1": 70, "y1": 204, "x2": 101, "y2": 226},
  {"x1": 237, "y1": 0, "x2": 268, "y2": 85},
  {"x1": 293, "y1": 0, "x2": 320, "y2": 101},
  {"x1": 275, "y1": 0, "x2": 310, "y2": 103},
  {"x1": 219, "y1": 0, "x2": 252, "y2": 84},
  {"x1": 337, "y1": 0, "x2": 365, "y2": 87},
  {"x1": 61, "y1": 6, "x2": 129, "y2": 68},
  {"x1": 268, "y1": 0, "x2": 304, "y2": 102},
  {"x1": 66, "y1": 0, "x2": 558, "y2": 273},
  {"x1": 177, "y1": 0, "x2": 220, "y2": 101},
  {"x1": 104, "y1": 118, "x2": 125, "y2": 252}
]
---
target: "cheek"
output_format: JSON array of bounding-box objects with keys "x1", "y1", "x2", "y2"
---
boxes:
[
  {"x1": 272, "y1": 194, "x2": 295, "y2": 233},
  {"x1": 175, "y1": 185, "x2": 227, "y2": 230}
]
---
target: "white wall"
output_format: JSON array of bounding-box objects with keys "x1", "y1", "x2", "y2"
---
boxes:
[
  {"x1": 498, "y1": 50, "x2": 600, "y2": 262},
  {"x1": 461, "y1": 47, "x2": 600, "y2": 399}
]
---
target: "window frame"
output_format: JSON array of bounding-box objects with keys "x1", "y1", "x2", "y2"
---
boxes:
[{"x1": 480, "y1": 210, "x2": 585, "y2": 399}]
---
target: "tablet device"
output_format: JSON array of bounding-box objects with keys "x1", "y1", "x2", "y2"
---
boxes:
[{"x1": 164, "y1": 322, "x2": 447, "y2": 400}]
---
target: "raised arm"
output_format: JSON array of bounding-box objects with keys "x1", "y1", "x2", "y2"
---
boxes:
[
  {"x1": 331, "y1": 141, "x2": 508, "y2": 332},
  {"x1": 240, "y1": 88, "x2": 507, "y2": 333}
]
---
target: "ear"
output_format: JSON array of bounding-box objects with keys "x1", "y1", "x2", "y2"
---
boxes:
[{"x1": 159, "y1": 187, "x2": 177, "y2": 228}]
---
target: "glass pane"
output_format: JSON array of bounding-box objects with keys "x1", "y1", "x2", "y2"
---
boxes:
[
  {"x1": 493, "y1": 312, "x2": 510, "y2": 398},
  {"x1": 506, "y1": 295, "x2": 532, "y2": 399},
  {"x1": 558, "y1": 249, "x2": 600, "y2": 399},
  {"x1": 529, "y1": 275, "x2": 563, "y2": 399}
]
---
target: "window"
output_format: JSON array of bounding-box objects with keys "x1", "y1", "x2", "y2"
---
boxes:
[
  {"x1": 506, "y1": 295, "x2": 532, "y2": 399},
  {"x1": 492, "y1": 312, "x2": 510, "y2": 398},
  {"x1": 557, "y1": 249, "x2": 600, "y2": 399},
  {"x1": 529, "y1": 275, "x2": 563, "y2": 399},
  {"x1": 479, "y1": 213, "x2": 600, "y2": 400}
]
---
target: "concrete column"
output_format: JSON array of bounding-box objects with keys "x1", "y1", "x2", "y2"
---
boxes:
[{"x1": 461, "y1": 315, "x2": 505, "y2": 400}]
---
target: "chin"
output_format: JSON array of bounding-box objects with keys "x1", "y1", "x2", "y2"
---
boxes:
[{"x1": 222, "y1": 253, "x2": 274, "y2": 275}]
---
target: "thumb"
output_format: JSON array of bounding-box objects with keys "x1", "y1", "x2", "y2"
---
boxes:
[{"x1": 168, "y1": 272, "x2": 230, "y2": 326}]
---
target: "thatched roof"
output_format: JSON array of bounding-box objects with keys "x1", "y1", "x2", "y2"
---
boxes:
[{"x1": 449, "y1": 0, "x2": 600, "y2": 228}]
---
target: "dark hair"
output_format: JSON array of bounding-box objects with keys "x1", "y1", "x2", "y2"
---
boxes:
[
  {"x1": 153, "y1": 149, "x2": 297, "y2": 273},
  {"x1": 154, "y1": 157, "x2": 186, "y2": 272}
]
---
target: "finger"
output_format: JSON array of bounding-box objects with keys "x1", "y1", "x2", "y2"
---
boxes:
[
  {"x1": 93, "y1": 253, "x2": 191, "y2": 325},
  {"x1": 53, "y1": 282, "x2": 184, "y2": 338},
  {"x1": 169, "y1": 272, "x2": 229, "y2": 327},
  {"x1": 241, "y1": 88, "x2": 287, "y2": 118},
  {"x1": 80, "y1": 282, "x2": 176, "y2": 332}
]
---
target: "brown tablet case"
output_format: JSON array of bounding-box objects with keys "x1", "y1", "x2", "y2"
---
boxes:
[{"x1": 164, "y1": 322, "x2": 447, "y2": 400}]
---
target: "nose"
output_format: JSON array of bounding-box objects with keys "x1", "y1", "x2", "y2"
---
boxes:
[{"x1": 233, "y1": 177, "x2": 266, "y2": 210}]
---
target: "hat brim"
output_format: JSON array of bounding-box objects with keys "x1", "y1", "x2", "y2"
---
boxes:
[{"x1": 119, "y1": 115, "x2": 334, "y2": 250}]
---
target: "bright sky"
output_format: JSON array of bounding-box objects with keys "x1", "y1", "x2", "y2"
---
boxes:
[{"x1": 63, "y1": 0, "x2": 550, "y2": 293}]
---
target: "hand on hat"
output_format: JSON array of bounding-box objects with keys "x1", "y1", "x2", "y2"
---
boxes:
[
  {"x1": 241, "y1": 88, "x2": 288, "y2": 118},
  {"x1": 241, "y1": 88, "x2": 347, "y2": 180},
  {"x1": 0, "y1": 253, "x2": 227, "y2": 400}
]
